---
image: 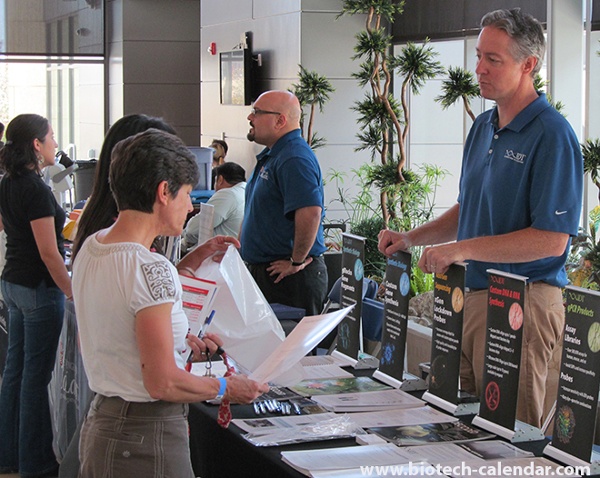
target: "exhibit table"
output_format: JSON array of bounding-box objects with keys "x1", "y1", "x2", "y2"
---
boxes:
[
  {"x1": 188, "y1": 400, "x2": 355, "y2": 478},
  {"x1": 187, "y1": 388, "x2": 575, "y2": 478}
]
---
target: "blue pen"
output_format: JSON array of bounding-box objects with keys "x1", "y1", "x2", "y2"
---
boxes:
[
  {"x1": 200, "y1": 310, "x2": 226, "y2": 355},
  {"x1": 187, "y1": 310, "x2": 217, "y2": 363},
  {"x1": 199, "y1": 310, "x2": 216, "y2": 339}
]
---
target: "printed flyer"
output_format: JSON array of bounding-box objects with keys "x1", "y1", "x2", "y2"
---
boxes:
[
  {"x1": 550, "y1": 286, "x2": 600, "y2": 462},
  {"x1": 478, "y1": 270, "x2": 526, "y2": 431},
  {"x1": 428, "y1": 263, "x2": 467, "y2": 405},
  {"x1": 336, "y1": 233, "x2": 365, "y2": 360},
  {"x1": 378, "y1": 250, "x2": 412, "y2": 381}
]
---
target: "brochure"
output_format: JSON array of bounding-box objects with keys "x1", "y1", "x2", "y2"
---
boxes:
[
  {"x1": 368, "y1": 421, "x2": 494, "y2": 446},
  {"x1": 232, "y1": 412, "x2": 339, "y2": 434},
  {"x1": 178, "y1": 274, "x2": 218, "y2": 358},
  {"x1": 311, "y1": 388, "x2": 424, "y2": 412},
  {"x1": 289, "y1": 376, "x2": 390, "y2": 397}
]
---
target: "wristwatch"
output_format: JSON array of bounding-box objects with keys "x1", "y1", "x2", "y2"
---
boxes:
[
  {"x1": 215, "y1": 377, "x2": 227, "y2": 400},
  {"x1": 290, "y1": 257, "x2": 306, "y2": 267}
]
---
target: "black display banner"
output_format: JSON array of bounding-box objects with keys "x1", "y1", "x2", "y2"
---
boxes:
[
  {"x1": 337, "y1": 233, "x2": 365, "y2": 360},
  {"x1": 378, "y1": 250, "x2": 412, "y2": 381},
  {"x1": 428, "y1": 263, "x2": 466, "y2": 404},
  {"x1": 551, "y1": 286, "x2": 600, "y2": 462},
  {"x1": 478, "y1": 270, "x2": 526, "y2": 431}
]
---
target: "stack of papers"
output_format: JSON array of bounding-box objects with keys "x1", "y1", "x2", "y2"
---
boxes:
[
  {"x1": 344, "y1": 406, "x2": 457, "y2": 428},
  {"x1": 290, "y1": 376, "x2": 391, "y2": 397},
  {"x1": 309, "y1": 463, "x2": 447, "y2": 478},
  {"x1": 280, "y1": 441, "x2": 537, "y2": 477},
  {"x1": 311, "y1": 388, "x2": 425, "y2": 412},
  {"x1": 232, "y1": 406, "x2": 455, "y2": 434},
  {"x1": 281, "y1": 443, "x2": 413, "y2": 476},
  {"x1": 299, "y1": 356, "x2": 353, "y2": 380},
  {"x1": 281, "y1": 444, "x2": 449, "y2": 477}
]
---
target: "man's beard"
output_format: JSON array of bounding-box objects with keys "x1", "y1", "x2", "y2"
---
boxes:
[{"x1": 247, "y1": 131, "x2": 255, "y2": 142}]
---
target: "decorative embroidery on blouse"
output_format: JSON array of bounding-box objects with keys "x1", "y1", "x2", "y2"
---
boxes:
[{"x1": 141, "y1": 261, "x2": 176, "y2": 300}]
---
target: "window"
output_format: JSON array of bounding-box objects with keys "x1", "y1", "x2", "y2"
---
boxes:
[{"x1": 0, "y1": 0, "x2": 105, "y2": 162}]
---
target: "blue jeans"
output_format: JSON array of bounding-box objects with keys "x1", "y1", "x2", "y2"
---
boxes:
[{"x1": 0, "y1": 280, "x2": 64, "y2": 476}]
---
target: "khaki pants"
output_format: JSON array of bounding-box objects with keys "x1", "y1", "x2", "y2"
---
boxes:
[
  {"x1": 460, "y1": 283, "x2": 564, "y2": 428},
  {"x1": 79, "y1": 395, "x2": 194, "y2": 478}
]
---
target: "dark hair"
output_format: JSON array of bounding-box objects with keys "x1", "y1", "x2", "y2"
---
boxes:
[
  {"x1": 214, "y1": 161, "x2": 246, "y2": 185},
  {"x1": 0, "y1": 114, "x2": 49, "y2": 177},
  {"x1": 72, "y1": 114, "x2": 176, "y2": 260},
  {"x1": 0, "y1": 122, "x2": 5, "y2": 136},
  {"x1": 211, "y1": 139, "x2": 228, "y2": 156},
  {"x1": 109, "y1": 129, "x2": 199, "y2": 213},
  {"x1": 481, "y1": 8, "x2": 545, "y2": 76}
]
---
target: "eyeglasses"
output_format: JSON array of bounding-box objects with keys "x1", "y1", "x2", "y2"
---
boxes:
[{"x1": 250, "y1": 107, "x2": 281, "y2": 116}]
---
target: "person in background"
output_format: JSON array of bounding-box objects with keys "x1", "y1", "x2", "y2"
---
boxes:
[
  {"x1": 0, "y1": 114, "x2": 72, "y2": 477},
  {"x1": 210, "y1": 139, "x2": 228, "y2": 169},
  {"x1": 71, "y1": 114, "x2": 177, "y2": 261},
  {"x1": 0, "y1": 122, "x2": 5, "y2": 149},
  {"x1": 242, "y1": 90, "x2": 328, "y2": 316},
  {"x1": 184, "y1": 161, "x2": 246, "y2": 248},
  {"x1": 378, "y1": 8, "x2": 582, "y2": 428},
  {"x1": 72, "y1": 129, "x2": 268, "y2": 476},
  {"x1": 210, "y1": 139, "x2": 228, "y2": 189}
]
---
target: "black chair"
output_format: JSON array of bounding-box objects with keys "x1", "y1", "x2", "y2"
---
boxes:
[
  {"x1": 271, "y1": 303, "x2": 306, "y2": 336},
  {"x1": 362, "y1": 297, "x2": 384, "y2": 356},
  {"x1": 325, "y1": 277, "x2": 380, "y2": 354}
]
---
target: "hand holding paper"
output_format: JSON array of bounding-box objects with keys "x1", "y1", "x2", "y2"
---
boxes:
[{"x1": 249, "y1": 305, "x2": 355, "y2": 385}]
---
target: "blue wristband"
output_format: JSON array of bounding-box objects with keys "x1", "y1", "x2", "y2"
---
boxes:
[{"x1": 216, "y1": 377, "x2": 227, "y2": 400}]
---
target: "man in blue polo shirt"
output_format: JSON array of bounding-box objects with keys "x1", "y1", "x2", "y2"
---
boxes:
[
  {"x1": 241, "y1": 90, "x2": 328, "y2": 316},
  {"x1": 378, "y1": 9, "x2": 582, "y2": 428}
]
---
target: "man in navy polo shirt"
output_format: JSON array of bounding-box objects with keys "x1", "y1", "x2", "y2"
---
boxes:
[
  {"x1": 378, "y1": 9, "x2": 582, "y2": 427},
  {"x1": 241, "y1": 90, "x2": 328, "y2": 316}
]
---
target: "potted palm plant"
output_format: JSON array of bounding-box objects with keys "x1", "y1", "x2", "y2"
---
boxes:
[
  {"x1": 435, "y1": 66, "x2": 479, "y2": 121},
  {"x1": 565, "y1": 139, "x2": 600, "y2": 289},
  {"x1": 339, "y1": 0, "x2": 443, "y2": 229},
  {"x1": 291, "y1": 66, "x2": 335, "y2": 150},
  {"x1": 321, "y1": 0, "x2": 445, "y2": 297}
]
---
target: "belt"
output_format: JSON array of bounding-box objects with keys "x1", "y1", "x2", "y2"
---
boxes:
[{"x1": 93, "y1": 394, "x2": 187, "y2": 419}]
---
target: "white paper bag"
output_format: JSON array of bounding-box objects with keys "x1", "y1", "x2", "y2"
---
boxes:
[{"x1": 195, "y1": 246, "x2": 294, "y2": 376}]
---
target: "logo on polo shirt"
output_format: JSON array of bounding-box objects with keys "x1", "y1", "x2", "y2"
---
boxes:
[
  {"x1": 504, "y1": 150, "x2": 526, "y2": 163},
  {"x1": 259, "y1": 166, "x2": 269, "y2": 180}
]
